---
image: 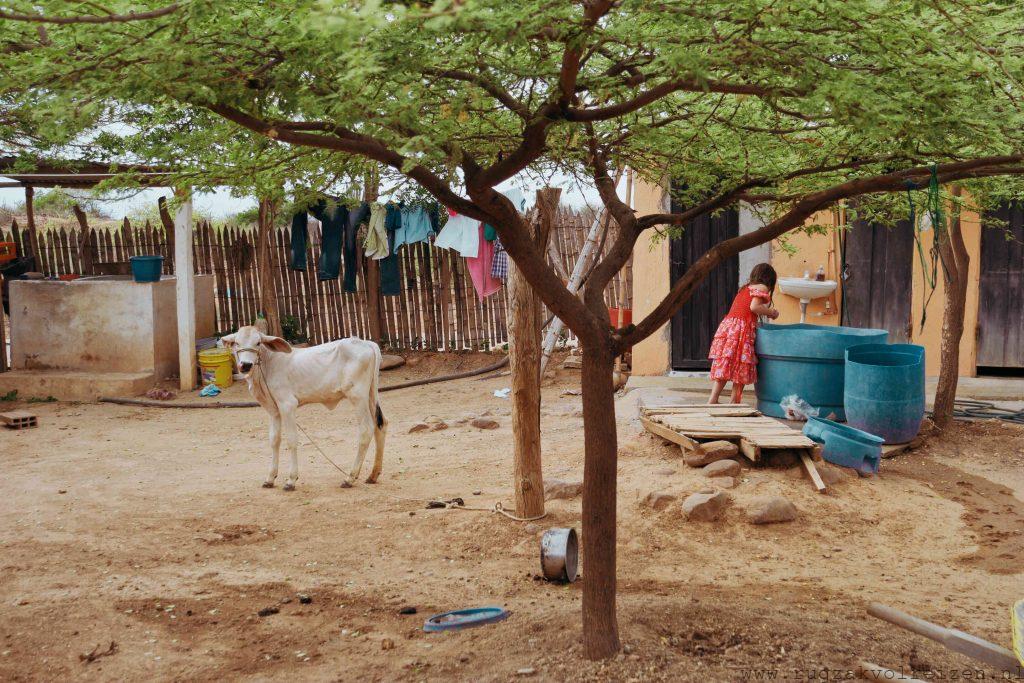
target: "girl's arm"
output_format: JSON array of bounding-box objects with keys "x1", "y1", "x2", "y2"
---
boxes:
[{"x1": 749, "y1": 287, "x2": 780, "y2": 319}]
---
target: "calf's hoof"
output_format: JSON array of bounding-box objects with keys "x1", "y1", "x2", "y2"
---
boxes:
[
  {"x1": 340, "y1": 481, "x2": 354, "y2": 489},
  {"x1": 365, "y1": 477, "x2": 378, "y2": 484},
  {"x1": 283, "y1": 482, "x2": 295, "y2": 492},
  {"x1": 262, "y1": 482, "x2": 275, "y2": 489}
]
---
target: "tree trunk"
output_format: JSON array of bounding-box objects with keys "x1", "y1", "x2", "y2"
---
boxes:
[
  {"x1": 932, "y1": 190, "x2": 969, "y2": 428},
  {"x1": 256, "y1": 198, "x2": 282, "y2": 337},
  {"x1": 157, "y1": 195, "x2": 176, "y2": 271},
  {"x1": 508, "y1": 188, "x2": 560, "y2": 517},
  {"x1": 579, "y1": 338, "x2": 621, "y2": 659}
]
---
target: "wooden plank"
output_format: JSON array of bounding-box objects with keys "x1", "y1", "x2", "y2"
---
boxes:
[
  {"x1": 739, "y1": 439, "x2": 760, "y2": 461},
  {"x1": 800, "y1": 452, "x2": 827, "y2": 494},
  {"x1": 641, "y1": 417, "x2": 705, "y2": 453}
]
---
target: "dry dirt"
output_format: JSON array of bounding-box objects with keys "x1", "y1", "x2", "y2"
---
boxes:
[{"x1": 2, "y1": 352, "x2": 1024, "y2": 682}]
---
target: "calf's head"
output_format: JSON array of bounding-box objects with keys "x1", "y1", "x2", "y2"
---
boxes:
[{"x1": 220, "y1": 326, "x2": 292, "y2": 374}]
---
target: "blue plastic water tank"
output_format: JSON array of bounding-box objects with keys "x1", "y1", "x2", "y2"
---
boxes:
[
  {"x1": 844, "y1": 343, "x2": 926, "y2": 444},
  {"x1": 754, "y1": 323, "x2": 888, "y2": 419}
]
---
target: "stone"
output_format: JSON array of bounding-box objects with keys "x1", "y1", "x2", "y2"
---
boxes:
[
  {"x1": 381, "y1": 638, "x2": 395, "y2": 651},
  {"x1": 470, "y1": 417, "x2": 500, "y2": 430},
  {"x1": 544, "y1": 479, "x2": 583, "y2": 501},
  {"x1": 703, "y1": 459, "x2": 741, "y2": 478},
  {"x1": 430, "y1": 421, "x2": 449, "y2": 432},
  {"x1": 642, "y1": 491, "x2": 677, "y2": 511},
  {"x1": 257, "y1": 606, "x2": 280, "y2": 617},
  {"x1": 682, "y1": 491, "x2": 731, "y2": 521},
  {"x1": 746, "y1": 496, "x2": 798, "y2": 524},
  {"x1": 683, "y1": 440, "x2": 739, "y2": 467},
  {"x1": 408, "y1": 422, "x2": 430, "y2": 433},
  {"x1": 297, "y1": 594, "x2": 312, "y2": 605},
  {"x1": 516, "y1": 668, "x2": 537, "y2": 677},
  {"x1": 817, "y1": 463, "x2": 852, "y2": 486},
  {"x1": 655, "y1": 467, "x2": 676, "y2": 476},
  {"x1": 715, "y1": 476, "x2": 738, "y2": 489}
]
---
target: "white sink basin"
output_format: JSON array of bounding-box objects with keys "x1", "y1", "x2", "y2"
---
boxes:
[{"x1": 778, "y1": 277, "x2": 837, "y2": 302}]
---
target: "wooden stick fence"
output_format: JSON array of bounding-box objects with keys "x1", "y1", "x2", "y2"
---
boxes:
[{"x1": 1, "y1": 208, "x2": 631, "y2": 352}]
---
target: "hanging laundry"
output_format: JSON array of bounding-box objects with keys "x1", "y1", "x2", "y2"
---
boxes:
[
  {"x1": 466, "y1": 222, "x2": 502, "y2": 301},
  {"x1": 344, "y1": 202, "x2": 370, "y2": 293},
  {"x1": 434, "y1": 209, "x2": 480, "y2": 258},
  {"x1": 289, "y1": 211, "x2": 308, "y2": 270},
  {"x1": 364, "y1": 202, "x2": 389, "y2": 259},
  {"x1": 309, "y1": 199, "x2": 346, "y2": 281},
  {"x1": 491, "y1": 237, "x2": 509, "y2": 281},
  {"x1": 483, "y1": 223, "x2": 497, "y2": 242},
  {"x1": 379, "y1": 203, "x2": 402, "y2": 296},
  {"x1": 396, "y1": 205, "x2": 435, "y2": 248}
]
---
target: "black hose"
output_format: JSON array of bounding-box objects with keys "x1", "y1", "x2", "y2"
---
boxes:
[{"x1": 98, "y1": 355, "x2": 510, "y2": 409}]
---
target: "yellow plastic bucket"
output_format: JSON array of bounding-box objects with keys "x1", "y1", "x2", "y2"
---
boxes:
[{"x1": 198, "y1": 348, "x2": 234, "y2": 388}]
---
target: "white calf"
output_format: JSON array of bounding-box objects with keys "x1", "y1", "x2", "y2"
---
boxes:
[{"x1": 220, "y1": 326, "x2": 387, "y2": 490}]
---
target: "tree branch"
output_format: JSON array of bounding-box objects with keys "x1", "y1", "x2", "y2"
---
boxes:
[{"x1": 0, "y1": 3, "x2": 179, "y2": 24}]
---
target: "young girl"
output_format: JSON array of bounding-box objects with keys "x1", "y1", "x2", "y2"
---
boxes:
[{"x1": 708, "y1": 263, "x2": 779, "y2": 404}]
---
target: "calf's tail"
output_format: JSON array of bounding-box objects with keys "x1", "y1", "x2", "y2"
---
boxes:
[{"x1": 369, "y1": 342, "x2": 385, "y2": 429}]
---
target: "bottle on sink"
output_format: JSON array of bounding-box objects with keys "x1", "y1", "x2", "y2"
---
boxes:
[{"x1": 815, "y1": 265, "x2": 826, "y2": 281}]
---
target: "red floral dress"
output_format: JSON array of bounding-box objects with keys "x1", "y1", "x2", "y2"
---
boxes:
[{"x1": 708, "y1": 285, "x2": 769, "y2": 385}]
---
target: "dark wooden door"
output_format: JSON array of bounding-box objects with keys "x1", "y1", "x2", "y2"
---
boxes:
[
  {"x1": 842, "y1": 218, "x2": 914, "y2": 342},
  {"x1": 977, "y1": 202, "x2": 1024, "y2": 369},
  {"x1": 670, "y1": 205, "x2": 739, "y2": 370}
]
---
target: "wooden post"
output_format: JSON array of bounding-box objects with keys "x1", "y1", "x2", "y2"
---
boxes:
[
  {"x1": 509, "y1": 187, "x2": 561, "y2": 518},
  {"x1": 158, "y1": 195, "x2": 176, "y2": 271},
  {"x1": 363, "y1": 175, "x2": 383, "y2": 342},
  {"x1": 0, "y1": 293, "x2": 7, "y2": 372},
  {"x1": 24, "y1": 186, "x2": 40, "y2": 263},
  {"x1": 256, "y1": 197, "x2": 282, "y2": 337},
  {"x1": 174, "y1": 190, "x2": 197, "y2": 391},
  {"x1": 72, "y1": 204, "x2": 94, "y2": 276}
]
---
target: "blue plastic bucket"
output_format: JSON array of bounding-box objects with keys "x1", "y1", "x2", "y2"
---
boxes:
[
  {"x1": 754, "y1": 323, "x2": 888, "y2": 419},
  {"x1": 129, "y1": 255, "x2": 164, "y2": 283},
  {"x1": 844, "y1": 343, "x2": 925, "y2": 444}
]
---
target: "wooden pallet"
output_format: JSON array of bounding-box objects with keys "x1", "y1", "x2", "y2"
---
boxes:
[
  {"x1": 1, "y1": 410, "x2": 38, "y2": 429},
  {"x1": 640, "y1": 403, "x2": 826, "y2": 493}
]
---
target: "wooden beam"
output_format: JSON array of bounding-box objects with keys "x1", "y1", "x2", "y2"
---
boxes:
[
  {"x1": 800, "y1": 452, "x2": 827, "y2": 493},
  {"x1": 508, "y1": 187, "x2": 559, "y2": 517},
  {"x1": 174, "y1": 191, "x2": 196, "y2": 391},
  {"x1": 641, "y1": 417, "x2": 705, "y2": 453}
]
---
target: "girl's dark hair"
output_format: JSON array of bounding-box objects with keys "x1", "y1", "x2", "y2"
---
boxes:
[{"x1": 747, "y1": 263, "x2": 777, "y2": 298}]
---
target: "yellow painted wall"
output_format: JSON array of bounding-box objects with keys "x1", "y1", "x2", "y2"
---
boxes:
[
  {"x1": 630, "y1": 179, "x2": 672, "y2": 375},
  {"x1": 629, "y1": 183, "x2": 984, "y2": 377},
  {"x1": 908, "y1": 206, "x2": 982, "y2": 377}
]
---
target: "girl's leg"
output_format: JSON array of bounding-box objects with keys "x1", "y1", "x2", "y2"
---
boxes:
[
  {"x1": 730, "y1": 383, "x2": 745, "y2": 404},
  {"x1": 708, "y1": 380, "x2": 727, "y2": 404}
]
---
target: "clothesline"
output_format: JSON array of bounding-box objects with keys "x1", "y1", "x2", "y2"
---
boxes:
[{"x1": 289, "y1": 188, "x2": 527, "y2": 302}]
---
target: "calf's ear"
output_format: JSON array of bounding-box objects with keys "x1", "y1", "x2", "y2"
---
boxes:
[
  {"x1": 261, "y1": 335, "x2": 292, "y2": 353},
  {"x1": 220, "y1": 334, "x2": 236, "y2": 348}
]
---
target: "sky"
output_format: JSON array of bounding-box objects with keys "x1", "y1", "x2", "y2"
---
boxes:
[{"x1": 0, "y1": 173, "x2": 606, "y2": 220}]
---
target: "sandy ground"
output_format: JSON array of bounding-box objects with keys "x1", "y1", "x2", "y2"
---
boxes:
[{"x1": 2, "y1": 352, "x2": 1024, "y2": 682}]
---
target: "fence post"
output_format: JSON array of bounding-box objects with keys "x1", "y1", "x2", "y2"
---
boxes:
[
  {"x1": 24, "y1": 187, "x2": 40, "y2": 262},
  {"x1": 256, "y1": 197, "x2": 283, "y2": 337},
  {"x1": 508, "y1": 187, "x2": 560, "y2": 518},
  {"x1": 73, "y1": 204, "x2": 94, "y2": 276},
  {"x1": 158, "y1": 195, "x2": 176, "y2": 271},
  {"x1": 174, "y1": 189, "x2": 196, "y2": 391}
]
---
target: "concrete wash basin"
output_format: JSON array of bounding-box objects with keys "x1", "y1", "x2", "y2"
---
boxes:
[{"x1": 778, "y1": 277, "x2": 837, "y2": 322}]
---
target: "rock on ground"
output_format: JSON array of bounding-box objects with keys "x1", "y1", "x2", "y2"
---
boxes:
[
  {"x1": 683, "y1": 440, "x2": 738, "y2": 467},
  {"x1": 544, "y1": 480, "x2": 583, "y2": 501},
  {"x1": 408, "y1": 422, "x2": 431, "y2": 434},
  {"x1": 681, "y1": 491, "x2": 731, "y2": 521},
  {"x1": 470, "y1": 417, "x2": 500, "y2": 430},
  {"x1": 746, "y1": 496, "x2": 798, "y2": 524},
  {"x1": 714, "y1": 476, "x2": 738, "y2": 489},
  {"x1": 817, "y1": 462, "x2": 853, "y2": 486},
  {"x1": 642, "y1": 491, "x2": 677, "y2": 511},
  {"x1": 703, "y1": 458, "x2": 742, "y2": 478}
]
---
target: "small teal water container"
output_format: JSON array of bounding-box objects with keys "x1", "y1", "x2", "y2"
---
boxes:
[
  {"x1": 129, "y1": 255, "x2": 164, "y2": 282},
  {"x1": 803, "y1": 416, "x2": 883, "y2": 474},
  {"x1": 754, "y1": 323, "x2": 888, "y2": 419},
  {"x1": 844, "y1": 343, "x2": 925, "y2": 444}
]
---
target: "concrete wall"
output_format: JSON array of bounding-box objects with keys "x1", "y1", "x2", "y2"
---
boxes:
[
  {"x1": 10, "y1": 274, "x2": 215, "y2": 378},
  {"x1": 629, "y1": 181, "x2": 983, "y2": 378},
  {"x1": 630, "y1": 178, "x2": 672, "y2": 375}
]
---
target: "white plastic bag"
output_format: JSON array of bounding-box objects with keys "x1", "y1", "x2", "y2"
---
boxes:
[{"x1": 780, "y1": 394, "x2": 819, "y2": 421}]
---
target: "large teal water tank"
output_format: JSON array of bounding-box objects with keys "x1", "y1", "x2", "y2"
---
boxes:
[
  {"x1": 754, "y1": 323, "x2": 888, "y2": 419},
  {"x1": 844, "y1": 343, "x2": 925, "y2": 444}
]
